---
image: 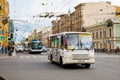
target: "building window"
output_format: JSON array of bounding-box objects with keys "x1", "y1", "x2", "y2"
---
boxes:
[
  {"x1": 100, "y1": 31, "x2": 102, "y2": 38},
  {"x1": 96, "y1": 32, "x2": 98, "y2": 39},
  {"x1": 109, "y1": 28, "x2": 112, "y2": 38},
  {"x1": 92, "y1": 33, "x2": 94, "y2": 39},
  {"x1": 96, "y1": 43, "x2": 98, "y2": 49},
  {"x1": 103, "y1": 31, "x2": 106, "y2": 38},
  {"x1": 100, "y1": 43, "x2": 102, "y2": 49}
]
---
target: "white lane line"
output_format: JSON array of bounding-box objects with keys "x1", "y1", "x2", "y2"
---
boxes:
[
  {"x1": 31, "y1": 55, "x2": 37, "y2": 58},
  {"x1": 26, "y1": 56, "x2": 30, "y2": 58},
  {"x1": 38, "y1": 55, "x2": 44, "y2": 59},
  {"x1": 20, "y1": 56, "x2": 24, "y2": 59}
]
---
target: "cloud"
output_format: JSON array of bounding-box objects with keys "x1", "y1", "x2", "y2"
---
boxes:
[{"x1": 8, "y1": 0, "x2": 120, "y2": 43}]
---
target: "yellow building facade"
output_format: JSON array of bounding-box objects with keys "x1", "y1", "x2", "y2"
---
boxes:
[
  {"x1": 0, "y1": 0, "x2": 9, "y2": 48},
  {"x1": 116, "y1": 6, "x2": 120, "y2": 17},
  {"x1": 87, "y1": 18, "x2": 120, "y2": 52}
]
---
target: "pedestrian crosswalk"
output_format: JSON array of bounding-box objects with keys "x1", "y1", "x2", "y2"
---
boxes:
[{"x1": 19, "y1": 55, "x2": 47, "y2": 59}]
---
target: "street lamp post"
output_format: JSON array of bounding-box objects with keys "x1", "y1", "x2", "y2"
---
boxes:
[{"x1": 106, "y1": 20, "x2": 113, "y2": 53}]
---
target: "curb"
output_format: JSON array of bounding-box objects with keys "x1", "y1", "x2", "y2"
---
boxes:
[{"x1": 0, "y1": 53, "x2": 16, "y2": 59}]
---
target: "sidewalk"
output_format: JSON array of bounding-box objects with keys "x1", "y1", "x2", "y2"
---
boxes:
[
  {"x1": 95, "y1": 52, "x2": 120, "y2": 55},
  {"x1": 95, "y1": 52, "x2": 120, "y2": 58},
  {"x1": 0, "y1": 50, "x2": 16, "y2": 59},
  {"x1": 0, "y1": 54, "x2": 10, "y2": 59}
]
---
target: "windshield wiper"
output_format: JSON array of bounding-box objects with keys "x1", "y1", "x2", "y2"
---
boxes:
[
  {"x1": 72, "y1": 46, "x2": 76, "y2": 51},
  {"x1": 72, "y1": 43, "x2": 79, "y2": 51},
  {"x1": 85, "y1": 47, "x2": 89, "y2": 51}
]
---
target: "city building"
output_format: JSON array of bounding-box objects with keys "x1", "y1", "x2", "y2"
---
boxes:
[
  {"x1": 51, "y1": 1, "x2": 120, "y2": 53},
  {"x1": 0, "y1": 0, "x2": 9, "y2": 49},
  {"x1": 52, "y1": 20, "x2": 59, "y2": 34},
  {"x1": 36, "y1": 27, "x2": 46, "y2": 40},
  {"x1": 41, "y1": 26, "x2": 52, "y2": 46},
  {"x1": 8, "y1": 20, "x2": 14, "y2": 47},
  {"x1": 87, "y1": 17, "x2": 120, "y2": 52},
  {"x1": 116, "y1": 6, "x2": 120, "y2": 17},
  {"x1": 28, "y1": 32, "x2": 34, "y2": 41},
  {"x1": 52, "y1": 1, "x2": 120, "y2": 33},
  {"x1": 29, "y1": 26, "x2": 52, "y2": 46}
]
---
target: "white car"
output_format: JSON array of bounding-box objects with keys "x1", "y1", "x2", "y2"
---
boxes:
[{"x1": 15, "y1": 46, "x2": 24, "y2": 52}]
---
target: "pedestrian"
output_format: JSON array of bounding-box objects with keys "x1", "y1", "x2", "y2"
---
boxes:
[
  {"x1": 0, "y1": 43, "x2": 2, "y2": 54},
  {"x1": 1, "y1": 45, "x2": 5, "y2": 54},
  {"x1": 5, "y1": 45, "x2": 8, "y2": 54},
  {"x1": 102, "y1": 48, "x2": 105, "y2": 52},
  {"x1": 115, "y1": 46, "x2": 119, "y2": 53},
  {"x1": 8, "y1": 45, "x2": 12, "y2": 57}
]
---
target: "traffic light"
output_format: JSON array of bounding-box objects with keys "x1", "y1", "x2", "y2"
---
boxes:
[
  {"x1": 11, "y1": 33, "x2": 13, "y2": 38},
  {"x1": 8, "y1": 37, "x2": 11, "y2": 40},
  {"x1": 107, "y1": 21, "x2": 113, "y2": 27}
]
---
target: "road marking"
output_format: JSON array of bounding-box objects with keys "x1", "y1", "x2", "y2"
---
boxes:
[
  {"x1": 19, "y1": 55, "x2": 48, "y2": 59},
  {"x1": 0, "y1": 56, "x2": 15, "y2": 59},
  {"x1": 26, "y1": 56, "x2": 30, "y2": 58},
  {"x1": 31, "y1": 55, "x2": 37, "y2": 58},
  {"x1": 20, "y1": 56, "x2": 24, "y2": 59},
  {"x1": 38, "y1": 55, "x2": 44, "y2": 59}
]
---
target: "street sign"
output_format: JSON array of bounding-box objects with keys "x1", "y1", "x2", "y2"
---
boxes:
[
  {"x1": 107, "y1": 39, "x2": 111, "y2": 44},
  {"x1": 11, "y1": 38, "x2": 14, "y2": 41},
  {"x1": 0, "y1": 35, "x2": 6, "y2": 42}
]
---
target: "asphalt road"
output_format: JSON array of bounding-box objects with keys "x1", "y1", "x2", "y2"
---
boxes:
[{"x1": 0, "y1": 52, "x2": 120, "y2": 80}]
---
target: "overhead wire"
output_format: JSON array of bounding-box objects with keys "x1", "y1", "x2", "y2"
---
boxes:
[
  {"x1": 51, "y1": 0, "x2": 65, "y2": 11},
  {"x1": 58, "y1": 0, "x2": 73, "y2": 12}
]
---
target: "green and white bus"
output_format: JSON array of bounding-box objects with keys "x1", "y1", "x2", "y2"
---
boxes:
[{"x1": 29, "y1": 40, "x2": 43, "y2": 54}]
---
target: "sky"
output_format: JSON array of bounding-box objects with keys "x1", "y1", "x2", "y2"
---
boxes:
[{"x1": 7, "y1": 0, "x2": 120, "y2": 42}]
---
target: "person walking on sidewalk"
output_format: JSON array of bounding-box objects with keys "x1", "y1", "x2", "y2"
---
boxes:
[
  {"x1": 0, "y1": 42, "x2": 2, "y2": 52},
  {"x1": 8, "y1": 45, "x2": 12, "y2": 57},
  {"x1": 1, "y1": 45, "x2": 5, "y2": 54},
  {"x1": 5, "y1": 45, "x2": 8, "y2": 54},
  {"x1": 115, "y1": 46, "x2": 119, "y2": 53}
]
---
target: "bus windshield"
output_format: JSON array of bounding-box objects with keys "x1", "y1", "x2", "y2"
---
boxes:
[
  {"x1": 31, "y1": 41, "x2": 42, "y2": 49},
  {"x1": 64, "y1": 34, "x2": 93, "y2": 50}
]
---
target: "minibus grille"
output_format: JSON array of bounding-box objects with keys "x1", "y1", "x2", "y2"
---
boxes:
[{"x1": 72, "y1": 54, "x2": 89, "y2": 60}]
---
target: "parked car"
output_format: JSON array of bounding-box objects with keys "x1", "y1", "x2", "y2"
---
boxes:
[{"x1": 15, "y1": 45, "x2": 24, "y2": 52}]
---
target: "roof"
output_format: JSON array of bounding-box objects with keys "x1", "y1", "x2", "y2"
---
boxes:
[{"x1": 36, "y1": 27, "x2": 46, "y2": 33}]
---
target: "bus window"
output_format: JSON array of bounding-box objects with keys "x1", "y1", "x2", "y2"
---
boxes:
[
  {"x1": 64, "y1": 34, "x2": 79, "y2": 50},
  {"x1": 38, "y1": 43, "x2": 42, "y2": 49},
  {"x1": 54, "y1": 37, "x2": 58, "y2": 48},
  {"x1": 31, "y1": 41, "x2": 42, "y2": 49},
  {"x1": 64, "y1": 39, "x2": 68, "y2": 49},
  {"x1": 64, "y1": 34, "x2": 93, "y2": 50},
  {"x1": 61, "y1": 36, "x2": 64, "y2": 49},
  {"x1": 79, "y1": 35, "x2": 93, "y2": 50},
  {"x1": 61, "y1": 36, "x2": 64, "y2": 45}
]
